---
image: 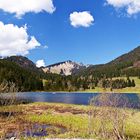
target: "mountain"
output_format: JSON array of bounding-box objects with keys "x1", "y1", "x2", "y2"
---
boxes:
[
  {"x1": 1, "y1": 46, "x2": 140, "y2": 92},
  {"x1": 0, "y1": 59, "x2": 43, "y2": 91},
  {"x1": 78, "y1": 46, "x2": 140, "y2": 77},
  {"x1": 108, "y1": 46, "x2": 140, "y2": 66},
  {"x1": 3, "y1": 46, "x2": 140, "y2": 78},
  {"x1": 42, "y1": 60, "x2": 86, "y2": 76},
  {"x1": 5, "y1": 56, "x2": 43, "y2": 74}
]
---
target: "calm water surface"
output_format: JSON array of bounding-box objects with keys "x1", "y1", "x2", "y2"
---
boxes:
[{"x1": 14, "y1": 92, "x2": 140, "y2": 108}]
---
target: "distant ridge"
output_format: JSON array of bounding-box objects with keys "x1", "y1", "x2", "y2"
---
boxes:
[
  {"x1": 3, "y1": 46, "x2": 140, "y2": 77},
  {"x1": 108, "y1": 46, "x2": 140, "y2": 65},
  {"x1": 4, "y1": 56, "x2": 43, "y2": 74},
  {"x1": 46, "y1": 60, "x2": 73, "y2": 68},
  {"x1": 42, "y1": 60, "x2": 86, "y2": 76},
  {"x1": 78, "y1": 46, "x2": 140, "y2": 77}
]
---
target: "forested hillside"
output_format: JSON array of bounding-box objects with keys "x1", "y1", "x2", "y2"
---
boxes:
[
  {"x1": 109, "y1": 46, "x2": 140, "y2": 65},
  {"x1": 5, "y1": 56, "x2": 43, "y2": 74},
  {"x1": 0, "y1": 60, "x2": 43, "y2": 91},
  {"x1": 78, "y1": 46, "x2": 140, "y2": 78}
]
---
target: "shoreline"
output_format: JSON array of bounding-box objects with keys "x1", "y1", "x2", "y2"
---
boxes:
[{"x1": 18, "y1": 90, "x2": 140, "y2": 94}]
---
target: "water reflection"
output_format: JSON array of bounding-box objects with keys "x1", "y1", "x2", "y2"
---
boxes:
[{"x1": 2, "y1": 92, "x2": 140, "y2": 109}]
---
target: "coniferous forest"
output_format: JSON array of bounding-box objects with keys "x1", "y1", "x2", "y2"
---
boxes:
[
  {"x1": 0, "y1": 60, "x2": 43, "y2": 91},
  {"x1": 0, "y1": 56, "x2": 139, "y2": 92}
]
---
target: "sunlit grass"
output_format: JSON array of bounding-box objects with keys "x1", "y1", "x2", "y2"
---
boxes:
[
  {"x1": 25, "y1": 103, "x2": 140, "y2": 139},
  {"x1": 84, "y1": 77, "x2": 140, "y2": 93},
  {"x1": 0, "y1": 102, "x2": 140, "y2": 139}
]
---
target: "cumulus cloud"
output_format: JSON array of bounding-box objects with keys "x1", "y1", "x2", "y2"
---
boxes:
[
  {"x1": 70, "y1": 11, "x2": 94, "y2": 27},
  {"x1": 0, "y1": 21, "x2": 41, "y2": 57},
  {"x1": 106, "y1": 0, "x2": 140, "y2": 15},
  {"x1": 36, "y1": 59, "x2": 46, "y2": 67},
  {"x1": 0, "y1": 0, "x2": 55, "y2": 18}
]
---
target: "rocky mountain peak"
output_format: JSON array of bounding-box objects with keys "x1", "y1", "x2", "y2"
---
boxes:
[{"x1": 42, "y1": 60, "x2": 85, "y2": 76}]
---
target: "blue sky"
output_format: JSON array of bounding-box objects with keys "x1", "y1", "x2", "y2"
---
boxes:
[{"x1": 0, "y1": 0, "x2": 140, "y2": 66}]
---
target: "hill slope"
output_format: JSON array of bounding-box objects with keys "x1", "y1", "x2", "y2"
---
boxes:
[
  {"x1": 5, "y1": 56, "x2": 43, "y2": 74},
  {"x1": 108, "y1": 46, "x2": 140, "y2": 65},
  {"x1": 78, "y1": 46, "x2": 140, "y2": 77},
  {"x1": 0, "y1": 59, "x2": 43, "y2": 91}
]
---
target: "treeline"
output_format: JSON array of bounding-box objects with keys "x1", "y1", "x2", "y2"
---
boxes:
[
  {"x1": 0, "y1": 60, "x2": 43, "y2": 91},
  {"x1": 43, "y1": 73, "x2": 136, "y2": 91},
  {"x1": 99, "y1": 77, "x2": 135, "y2": 90},
  {"x1": 44, "y1": 73, "x2": 91, "y2": 91}
]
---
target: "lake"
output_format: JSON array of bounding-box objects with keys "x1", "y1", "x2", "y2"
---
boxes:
[{"x1": 13, "y1": 92, "x2": 140, "y2": 109}]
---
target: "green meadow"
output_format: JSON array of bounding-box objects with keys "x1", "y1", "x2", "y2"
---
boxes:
[{"x1": 0, "y1": 102, "x2": 140, "y2": 140}]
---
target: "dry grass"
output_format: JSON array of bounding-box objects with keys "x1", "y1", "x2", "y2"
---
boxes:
[{"x1": 0, "y1": 102, "x2": 140, "y2": 139}]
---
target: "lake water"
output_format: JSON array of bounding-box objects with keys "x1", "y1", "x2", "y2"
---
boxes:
[{"x1": 14, "y1": 92, "x2": 140, "y2": 109}]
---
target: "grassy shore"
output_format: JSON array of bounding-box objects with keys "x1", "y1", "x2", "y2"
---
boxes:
[
  {"x1": 46, "y1": 86, "x2": 140, "y2": 94},
  {"x1": 0, "y1": 102, "x2": 140, "y2": 140},
  {"x1": 84, "y1": 87, "x2": 140, "y2": 94}
]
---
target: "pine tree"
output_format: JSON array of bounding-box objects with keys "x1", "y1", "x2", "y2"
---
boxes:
[{"x1": 131, "y1": 79, "x2": 136, "y2": 87}]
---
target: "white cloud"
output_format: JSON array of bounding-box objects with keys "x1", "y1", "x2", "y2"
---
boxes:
[
  {"x1": 0, "y1": 21, "x2": 41, "y2": 57},
  {"x1": 43, "y1": 45, "x2": 48, "y2": 49},
  {"x1": 0, "y1": 0, "x2": 55, "y2": 18},
  {"x1": 70, "y1": 11, "x2": 94, "y2": 27},
  {"x1": 106, "y1": 0, "x2": 140, "y2": 15},
  {"x1": 36, "y1": 59, "x2": 46, "y2": 67}
]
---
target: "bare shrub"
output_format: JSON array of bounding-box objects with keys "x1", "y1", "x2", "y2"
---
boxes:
[
  {"x1": 0, "y1": 80, "x2": 19, "y2": 120},
  {"x1": 89, "y1": 94, "x2": 133, "y2": 140},
  {"x1": 0, "y1": 80, "x2": 18, "y2": 106},
  {"x1": 0, "y1": 81, "x2": 19, "y2": 139}
]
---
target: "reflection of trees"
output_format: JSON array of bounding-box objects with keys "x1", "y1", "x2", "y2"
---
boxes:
[{"x1": 88, "y1": 93, "x2": 140, "y2": 140}]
